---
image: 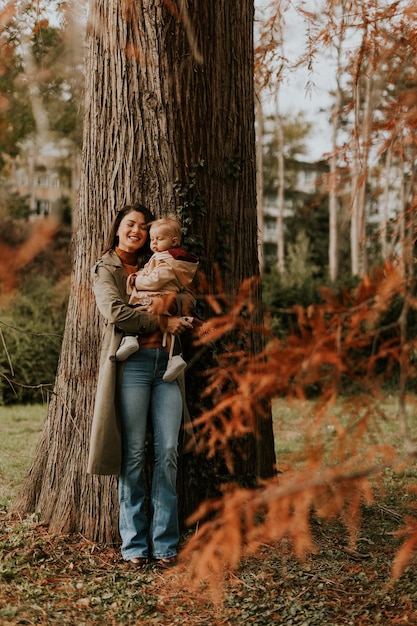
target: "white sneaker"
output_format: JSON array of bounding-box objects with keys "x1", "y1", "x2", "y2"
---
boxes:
[
  {"x1": 115, "y1": 336, "x2": 139, "y2": 361},
  {"x1": 163, "y1": 355, "x2": 187, "y2": 381}
]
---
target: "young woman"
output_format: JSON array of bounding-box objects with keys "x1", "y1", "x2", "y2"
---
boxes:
[{"x1": 87, "y1": 204, "x2": 193, "y2": 568}]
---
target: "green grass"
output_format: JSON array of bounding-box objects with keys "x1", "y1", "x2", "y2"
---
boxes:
[
  {"x1": 272, "y1": 394, "x2": 417, "y2": 462},
  {"x1": 0, "y1": 404, "x2": 45, "y2": 509},
  {"x1": 1, "y1": 401, "x2": 417, "y2": 624}
]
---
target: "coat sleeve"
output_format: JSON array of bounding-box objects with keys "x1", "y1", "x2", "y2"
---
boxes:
[
  {"x1": 92, "y1": 262, "x2": 159, "y2": 334},
  {"x1": 175, "y1": 289, "x2": 196, "y2": 316}
]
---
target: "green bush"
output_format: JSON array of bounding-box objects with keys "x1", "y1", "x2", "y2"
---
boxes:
[
  {"x1": 0, "y1": 274, "x2": 69, "y2": 404},
  {"x1": 262, "y1": 266, "x2": 323, "y2": 338},
  {"x1": 0, "y1": 218, "x2": 71, "y2": 404},
  {"x1": 261, "y1": 260, "x2": 417, "y2": 395}
]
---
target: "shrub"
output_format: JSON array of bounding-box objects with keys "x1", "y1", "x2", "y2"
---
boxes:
[
  {"x1": 0, "y1": 217, "x2": 71, "y2": 403},
  {"x1": 0, "y1": 274, "x2": 69, "y2": 404}
]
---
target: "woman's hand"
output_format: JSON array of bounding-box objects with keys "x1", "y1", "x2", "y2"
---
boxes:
[{"x1": 165, "y1": 316, "x2": 193, "y2": 335}]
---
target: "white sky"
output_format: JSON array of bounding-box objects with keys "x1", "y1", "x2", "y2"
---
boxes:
[
  {"x1": 255, "y1": 1, "x2": 335, "y2": 161},
  {"x1": 255, "y1": 0, "x2": 408, "y2": 161},
  {"x1": 274, "y1": 59, "x2": 334, "y2": 161}
]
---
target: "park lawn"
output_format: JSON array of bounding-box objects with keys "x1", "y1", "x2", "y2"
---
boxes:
[
  {"x1": 0, "y1": 404, "x2": 47, "y2": 510},
  {"x1": 1, "y1": 402, "x2": 417, "y2": 625}
]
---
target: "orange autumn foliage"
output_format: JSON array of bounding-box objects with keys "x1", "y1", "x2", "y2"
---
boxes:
[
  {"x1": 176, "y1": 261, "x2": 417, "y2": 598},
  {"x1": 0, "y1": 216, "x2": 59, "y2": 298}
]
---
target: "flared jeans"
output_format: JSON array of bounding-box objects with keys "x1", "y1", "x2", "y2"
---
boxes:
[{"x1": 118, "y1": 349, "x2": 182, "y2": 560}]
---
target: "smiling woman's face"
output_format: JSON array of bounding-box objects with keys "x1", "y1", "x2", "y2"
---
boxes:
[{"x1": 116, "y1": 211, "x2": 149, "y2": 253}]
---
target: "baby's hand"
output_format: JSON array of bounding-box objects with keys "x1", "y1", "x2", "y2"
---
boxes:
[{"x1": 145, "y1": 296, "x2": 166, "y2": 314}]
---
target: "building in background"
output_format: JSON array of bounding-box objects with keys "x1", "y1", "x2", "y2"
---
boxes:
[
  {"x1": 261, "y1": 158, "x2": 329, "y2": 267},
  {"x1": 6, "y1": 137, "x2": 76, "y2": 222}
]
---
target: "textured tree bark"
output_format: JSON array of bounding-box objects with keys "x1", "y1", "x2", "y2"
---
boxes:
[{"x1": 13, "y1": 0, "x2": 275, "y2": 542}]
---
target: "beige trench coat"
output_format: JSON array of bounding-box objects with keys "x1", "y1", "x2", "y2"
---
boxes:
[{"x1": 87, "y1": 250, "x2": 195, "y2": 475}]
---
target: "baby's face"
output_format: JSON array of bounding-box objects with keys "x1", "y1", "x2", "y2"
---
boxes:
[{"x1": 149, "y1": 226, "x2": 177, "y2": 253}]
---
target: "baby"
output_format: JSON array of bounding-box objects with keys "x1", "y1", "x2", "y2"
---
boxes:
[{"x1": 116, "y1": 216, "x2": 199, "y2": 381}]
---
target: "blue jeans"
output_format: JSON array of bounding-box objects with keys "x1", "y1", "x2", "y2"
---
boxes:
[{"x1": 118, "y1": 349, "x2": 182, "y2": 560}]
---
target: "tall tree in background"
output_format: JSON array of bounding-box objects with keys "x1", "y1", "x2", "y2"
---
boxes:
[
  {"x1": 256, "y1": 0, "x2": 417, "y2": 280},
  {"x1": 255, "y1": 0, "x2": 287, "y2": 273},
  {"x1": 376, "y1": 14, "x2": 417, "y2": 276},
  {"x1": 255, "y1": 95, "x2": 265, "y2": 270},
  {"x1": 0, "y1": 4, "x2": 35, "y2": 166},
  {"x1": 0, "y1": 1, "x2": 84, "y2": 213},
  {"x1": 13, "y1": 0, "x2": 276, "y2": 541},
  {"x1": 275, "y1": 97, "x2": 285, "y2": 273},
  {"x1": 324, "y1": 0, "x2": 347, "y2": 283},
  {"x1": 349, "y1": 7, "x2": 378, "y2": 277}
]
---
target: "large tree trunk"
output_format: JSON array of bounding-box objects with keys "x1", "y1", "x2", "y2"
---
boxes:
[{"x1": 13, "y1": 0, "x2": 275, "y2": 542}]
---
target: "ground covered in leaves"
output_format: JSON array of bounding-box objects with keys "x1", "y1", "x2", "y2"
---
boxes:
[{"x1": 1, "y1": 469, "x2": 417, "y2": 625}]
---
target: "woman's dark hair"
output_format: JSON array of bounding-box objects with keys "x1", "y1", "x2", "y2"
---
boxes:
[{"x1": 103, "y1": 203, "x2": 155, "y2": 256}]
